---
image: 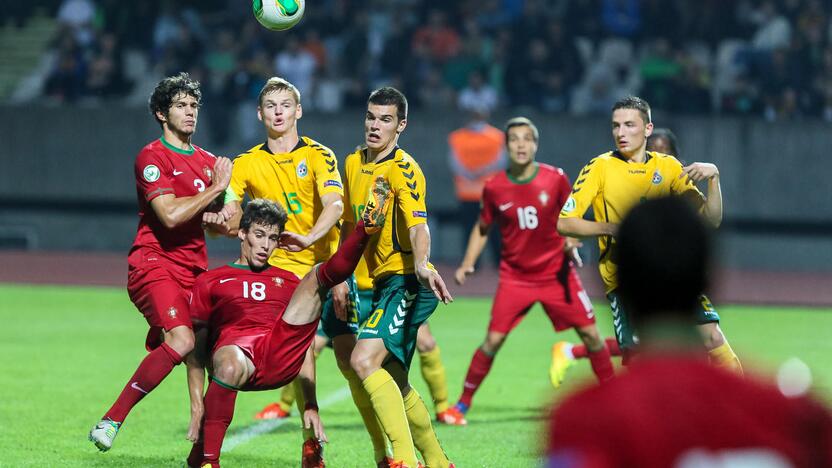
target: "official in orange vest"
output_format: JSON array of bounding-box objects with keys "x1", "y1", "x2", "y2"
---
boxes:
[{"x1": 448, "y1": 106, "x2": 505, "y2": 264}]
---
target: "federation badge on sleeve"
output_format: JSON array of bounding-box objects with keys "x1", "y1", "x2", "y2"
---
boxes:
[
  {"x1": 562, "y1": 196, "x2": 576, "y2": 214},
  {"x1": 168, "y1": 307, "x2": 177, "y2": 318},
  {"x1": 143, "y1": 165, "x2": 160, "y2": 182}
]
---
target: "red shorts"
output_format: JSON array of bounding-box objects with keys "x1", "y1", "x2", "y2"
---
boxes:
[
  {"x1": 488, "y1": 269, "x2": 595, "y2": 334},
  {"x1": 127, "y1": 266, "x2": 194, "y2": 350},
  {"x1": 214, "y1": 319, "x2": 319, "y2": 392}
]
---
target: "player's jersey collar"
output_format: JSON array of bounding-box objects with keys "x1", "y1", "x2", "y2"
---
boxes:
[
  {"x1": 363, "y1": 145, "x2": 400, "y2": 164},
  {"x1": 160, "y1": 136, "x2": 195, "y2": 155},
  {"x1": 227, "y1": 262, "x2": 272, "y2": 272},
  {"x1": 612, "y1": 149, "x2": 652, "y2": 164},
  {"x1": 506, "y1": 162, "x2": 539, "y2": 185},
  {"x1": 260, "y1": 137, "x2": 307, "y2": 155}
]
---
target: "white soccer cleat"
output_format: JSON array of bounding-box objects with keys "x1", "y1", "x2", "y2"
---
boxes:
[{"x1": 89, "y1": 418, "x2": 121, "y2": 452}]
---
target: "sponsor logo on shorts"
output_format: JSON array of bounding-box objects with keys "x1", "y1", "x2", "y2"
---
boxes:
[
  {"x1": 297, "y1": 159, "x2": 308, "y2": 178},
  {"x1": 143, "y1": 164, "x2": 160, "y2": 182},
  {"x1": 168, "y1": 306, "x2": 177, "y2": 318},
  {"x1": 652, "y1": 170, "x2": 663, "y2": 184},
  {"x1": 324, "y1": 180, "x2": 342, "y2": 188},
  {"x1": 362, "y1": 329, "x2": 379, "y2": 335},
  {"x1": 173, "y1": 169, "x2": 184, "y2": 176},
  {"x1": 273, "y1": 277, "x2": 284, "y2": 287},
  {"x1": 561, "y1": 196, "x2": 576, "y2": 214},
  {"x1": 412, "y1": 210, "x2": 427, "y2": 218}
]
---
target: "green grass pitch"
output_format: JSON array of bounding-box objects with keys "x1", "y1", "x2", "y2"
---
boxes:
[{"x1": 1, "y1": 284, "x2": 830, "y2": 467}]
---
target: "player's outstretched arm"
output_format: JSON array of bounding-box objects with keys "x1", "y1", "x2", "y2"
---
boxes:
[
  {"x1": 150, "y1": 157, "x2": 233, "y2": 229},
  {"x1": 557, "y1": 217, "x2": 618, "y2": 239},
  {"x1": 410, "y1": 224, "x2": 453, "y2": 304},
  {"x1": 185, "y1": 324, "x2": 210, "y2": 442},
  {"x1": 682, "y1": 162, "x2": 723, "y2": 228},
  {"x1": 296, "y1": 346, "x2": 328, "y2": 443},
  {"x1": 455, "y1": 220, "x2": 490, "y2": 285},
  {"x1": 279, "y1": 193, "x2": 344, "y2": 252}
]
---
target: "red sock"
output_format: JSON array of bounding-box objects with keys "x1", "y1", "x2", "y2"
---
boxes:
[
  {"x1": 202, "y1": 380, "x2": 238, "y2": 464},
  {"x1": 317, "y1": 221, "x2": 370, "y2": 289},
  {"x1": 458, "y1": 348, "x2": 494, "y2": 408},
  {"x1": 104, "y1": 342, "x2": 182, "y2": 422},
  {"x1": 588, "y1": 346, "x2": 615, "y2": 383},
  {"x1": 573, "y1": 338, "x2": 621, "y2": 358}
]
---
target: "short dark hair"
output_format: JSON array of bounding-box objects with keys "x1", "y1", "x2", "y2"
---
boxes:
[
  {"x1": 149, "y1": 72, "x2": 202, "y2": 127},
  {"x1": 368, "y1": 86, "x2": 408, "y2": 122},
  {"x1": 240, "y1": 198, "x2": 287, "y2": 233},
  {"x1": 647, "y1": 128, "x2": 680, "y2": 157},
  {"x1": 617, "y1": 197, "x2": 712, "y2": 326},
  {"x1": 504, "y1": 117, "x2": 539, "y2": 143},
  {"x1": 612, "y1": 96, "x2": 652, "y2": 124}
]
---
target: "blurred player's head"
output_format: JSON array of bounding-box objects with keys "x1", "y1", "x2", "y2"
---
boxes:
[
  {"x1": 647, "y1": 128, "x2": 680, "y2": 157},
  {"x1": 504, "y1": 117, "x2": 539, "y2": 167},
  {"x1": 611, "y1": 96, "x2": 654, "y2": 158},
  {"x1": 149, "y1": 72, "x2": 202, "y2": 135},
  {"x1": 617, "y1": 196, "x2": 712, "y2": 332},
  {"x1": 365, "y1": 87, "x2": 408, "y2": 152},
  {"x1": 238, "y1": 199, "x2": 288, "y2": 270},
  {"x1": 257, "y1": 77, "x2": 302, "y2": 137}
]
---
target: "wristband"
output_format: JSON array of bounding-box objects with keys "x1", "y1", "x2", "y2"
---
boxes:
[{"x1": 305, "y1": 402, "x2": 319, "y2": 412}]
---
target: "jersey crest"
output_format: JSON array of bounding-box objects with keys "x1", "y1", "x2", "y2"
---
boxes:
[{"x1": 652, "y1": 170, "x2": 663, "y2": 185}]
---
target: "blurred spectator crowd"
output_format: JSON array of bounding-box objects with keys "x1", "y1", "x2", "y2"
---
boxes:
[{"x1": 10, "y1": 0, "x2": 832, "y2": 124}]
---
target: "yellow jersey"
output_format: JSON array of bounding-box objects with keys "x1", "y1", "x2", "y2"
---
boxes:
[
  {"x1": 343, "y1": 146, "x2": 432, "y2": 280},
  {"x1": 559, "y1": 151, "x2": 704, "y2": 293},
  {"x1": 228, "y1": 137, "x2": 344, "y2": 278}
]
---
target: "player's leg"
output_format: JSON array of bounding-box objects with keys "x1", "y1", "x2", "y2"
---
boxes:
[
  {"x1": 544, "y1": 270, "x2": 614, "y2": 386},
  {"x1": 606, "y1": 290, "x2": 640, "y2": 365},
  {"x1": 190, "y1": 345, "x2": 253, "y2": 467},
  {"x1": 416, "y1": 322, "x2": 451, "y2": 421},
  {"x1": 90, "y1": 274, "x2": 193, "y2": 452},
  {"x1": 696, "y1": 295, "x2": 743, "y2": 374},
  {"x1": 454, "y1": 282, "x2": 534, "y2": 417}
]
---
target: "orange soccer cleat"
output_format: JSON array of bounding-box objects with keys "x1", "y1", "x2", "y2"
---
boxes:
[
  {"x1": 301, "y1": 437, "x2": 325, "y2": 468},
  {"x1": 362, "y1": 176, "x2": 392, "y2": 234},
  {"x1": 436, "y1": 406, "x2": 467, "y2": 426},
  {"x1": 254, "y1": 402, "x2": 290, "y2": 420}
]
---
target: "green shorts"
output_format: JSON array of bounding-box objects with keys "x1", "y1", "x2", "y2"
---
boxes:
[
  {"x1": 319, "y1": 275, "x2": 361, "y2": 339},
  {"x1": 607, "y1": 291, "x2": 721, "y2": 353},
  {"x1": 358, "y1": 274, "x2": 438, "y2": 369}
]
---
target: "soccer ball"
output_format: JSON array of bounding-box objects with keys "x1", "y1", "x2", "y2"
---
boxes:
[{"x1": 253, "y1": 0, "x2": 305, "y2": 31}]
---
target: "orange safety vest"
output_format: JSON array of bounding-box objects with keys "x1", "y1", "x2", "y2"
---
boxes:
[{"x1": 448, "y1": 124, "x2": 505, "y2": 202}]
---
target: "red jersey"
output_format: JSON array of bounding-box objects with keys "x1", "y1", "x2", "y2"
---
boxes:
[
  {"x1": 480, "y1": 163, "x2": 572, "y2": 284},
  {"x1": 189, "y1": 263, "x2": 300, "y2": 337},
  {"x1": 548, "y1": 355, "x2": 832, "y2": 468},
  {"x1": 127, "y1": 138, "x2": 218, "y2": 281}
]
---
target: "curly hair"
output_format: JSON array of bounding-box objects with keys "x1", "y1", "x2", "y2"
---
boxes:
[
  {"x1": 148, "y1": 72, "x2": 202, "y2": 127},
  {"x1": 240, "y1": 198, "x2": 288, "y2": 233}
]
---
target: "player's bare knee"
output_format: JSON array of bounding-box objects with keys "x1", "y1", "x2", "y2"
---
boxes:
[
  {"x1": 699, "y1": 323, "x2": 725, "y2": 350},
  {"x1": 165, "y1": 326, "x2": 195, "y2": 355},
  {"x1": 482, "y1": 332, "x2": 506, "y2": 355},
  {"x1": 350, "y1": 352, "x2": 377, "y2": 380},
  {"x1": 213, "y1": 358, "x2": 245, "y2": 387},
  {"x1": 576, "y1": 326, "x2": 603, "y2": 351},
  {"x1": 416, "y1": 333, "x2": 436, "y2": 353}
]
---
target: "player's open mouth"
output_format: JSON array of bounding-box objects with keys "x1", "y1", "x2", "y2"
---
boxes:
[{"x1": 367, "y1": 133, "x2": 380, "y2": 142}]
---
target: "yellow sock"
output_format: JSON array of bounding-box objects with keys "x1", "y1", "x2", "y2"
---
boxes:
[
  {"x1": 403, "y1": 389, "x2": 450, "y2": 468},
  {"x1": 363, "y1": 369, "x2": 417, "y2": 466},
  {"x1": 419, "y1": 346, "x2": 449, "y2": 414},
  {"x1": 278, "y1": 381, "x2": 296, "y2": 413},
  {"x1": 708, "y1": 342, "x2": 744, "y2": 375},
  {"x1": 341, "y1": 367, "x2": 389, "y2": 461},
  {"x1": 292, "y1": 379, "x2": 315, "y2": 440}
]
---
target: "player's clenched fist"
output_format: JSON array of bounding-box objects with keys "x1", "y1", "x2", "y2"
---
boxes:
[
  {"x1": 212, "y1": 157, "x2": 233, "y2": 189},
  {"x1": 454, "y1": 265, "x2": 474, "y2": 285},
  {"x1": 681, "y1": 162, "x2": 719, "y2": 182}
]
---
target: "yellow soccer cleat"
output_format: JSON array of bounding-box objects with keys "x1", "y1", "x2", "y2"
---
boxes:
[
  {"x1": 362, "y1": 176, "x2": 392, "y2": 234},
  {"x1": 549, "y1": 341, "x2": 576, "y2": 389}
]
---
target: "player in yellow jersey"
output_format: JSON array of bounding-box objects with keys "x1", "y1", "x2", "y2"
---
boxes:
[
  {"x1": 202, "y1": 76, "x2": 344, "y2": 466},
  {"x1": 556, "y1": 96, "x2": 742, "y2": 373},
  {"x1": 341, "y1": 87, "x2": 454, "y2": 468}
]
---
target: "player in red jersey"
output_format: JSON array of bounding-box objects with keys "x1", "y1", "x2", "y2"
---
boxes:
[
  {"x1": 88, "y1": 72, "x2": 233, "y2": 452},
  {"x1": 446, "y1": 117, "x2": 614, "y2": 424},
  {"x1": 547, "y1": 197, "x2": 832, "y2": 468},
  {"x1": 185, "y1": 181, "x2": 392, "y2": 468}
]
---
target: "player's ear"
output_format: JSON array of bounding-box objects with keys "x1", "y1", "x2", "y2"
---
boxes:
[
  {"x1": 256, "y1": 107, "x2": 264, "y2": 123},
  {"x1": 396, "y1": 118, "x2": 407, "y2": 134},
  {"x1": 296, "y1": 102, "x2": 303, "y2": 120},
  {"x1": 238, "y1": 229, "x2": 246, "y2": 241},
  {"x1": 156, "y1": 110, "x2": 167, "y2": 124},
  {"x1": 644, "y1": 122, "x2": 654, "y2": 138}
]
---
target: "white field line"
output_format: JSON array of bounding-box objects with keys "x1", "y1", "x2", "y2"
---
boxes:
[{"x1": 223, "y1": 386, "x2": 352, "y2": 453}]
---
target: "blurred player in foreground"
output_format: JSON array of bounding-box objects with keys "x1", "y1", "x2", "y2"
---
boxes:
[
  {"x1": 89, "y1": 72, "x2": 233, "y2": 452},
  {"x1": 447, "y1": 117, "x2": 614, "y2": 425},
  {"x1": 548, "y1": 196, "x2": 832, "y2": 467},
  {"x1": 185, "y1": 182, "x2": 391, "y2": 468}
]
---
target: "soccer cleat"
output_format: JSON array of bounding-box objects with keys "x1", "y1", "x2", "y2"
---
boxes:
[
  {"x1": 254, "y1": 402, "x2": 290, "y2": 420},
  {"x1": 362, "y1": 176, "x2": 392, "y2": 234},
  {"x1": 88, "y1": 418, "x2": 121, "y2": 452},
  {"x1": 377, "y1": 458, "x2": 393, "y2": 468},
  {"x1": 453, "y1": 401, "x2": 469, "y2": 415},
  {"x1": 301, "y1": 438, "x2": 325, "y2": 468},
  {"x1": 550, "y1": 341, "x2": 576, "y2": 388},
  {"x1": 436, "y1": 407, "x2": 467, "y2": 426}
]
